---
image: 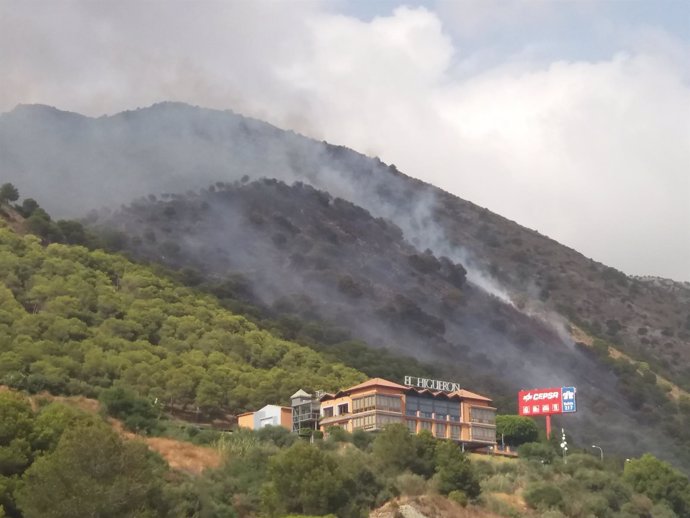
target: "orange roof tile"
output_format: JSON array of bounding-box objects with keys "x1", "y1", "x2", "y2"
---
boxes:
[
  {"x1": 453, "y1": 389, "x2": 492, "y2": 402},
  {"x1": 344, "y1": 377, "x2": 409, "y2": 392}
]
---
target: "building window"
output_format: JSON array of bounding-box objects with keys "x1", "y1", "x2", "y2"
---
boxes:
[
  {"x1": 436, "y1": 413, "x2": 448, "y2": 421},
  {"x1": 450, "y1": 425, "x2": 461, "y2": 440},
  {"x1": 434, "y1": 400, "x2": 450, "y2": 415},
  {"x1": 353, "y1": 395, "x2": 375, "y2": 413},
  {"x1": 338, "y1": 403, "x2": 349, "y2": 415},
  {"x1": 322, "y1": 406, "x2": 334, "y2": 418},
  {"x1": 352, "y1": 413, "x2": 401, "y2": 430},
  {"x1": 471, "y1": 425, "x2": 495, "y2": 442},
  {"x1": 376, "y1": 395, "x2": 402, "y2": 412},
  {"x1": 377, "y1": 414, "x2": 402, "y2": 428},
  {"x1": 419, "y1": 420, "x2": 432, "y2": 431},
  {"x1": 406, "y1": 420, "x2": 417, "y2": 433},
  {"x1": 352, "y1": 414, "x2": 376, "y2": 430},
  {"x1": 406, "y1": 408, "x2": 418, "y2": 417},
  {"x1": 435, "y1": 423, "x2": 447, "y2": 438},
  {"x1": 353, "y1": 395, "x2": 402, "y2": 413},
  {"x1": 470, "y1": 407, "x2": 496, "y2": 425}
]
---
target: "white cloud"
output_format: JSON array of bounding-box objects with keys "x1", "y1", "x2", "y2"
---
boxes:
[{"x1": 1, "y1": 1, "x2": 688, "y2": 280}]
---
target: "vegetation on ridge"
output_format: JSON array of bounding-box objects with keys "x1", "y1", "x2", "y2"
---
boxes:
[
  {"x1": 4, "y1": 385, "x2": 690, "y2": 518},
  {"x1": 0, "y1": 219, "x2": 363, "y2": 420}
]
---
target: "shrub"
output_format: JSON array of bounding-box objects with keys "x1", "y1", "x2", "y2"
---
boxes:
[
  {"x1": 448, "y1": 490, "x2": 468, "y2": 507},
  {"x1": 352, "y1": 429, "x2": 374, "y2": 451},
  {"x1": 395, "y1": 473, "x2": 427, "y2": 496},
  {"x1": 256, "y1": 425, "x2": 298, "y2": 448},
  {"x1": 98, "y1": 386, "x2": 160, "y2": 435},
  {"x1": 523, "y1": 483, "x2": 564, "y2": 511},
  {"x1": 480, "y1": 493, "x2": 522, "y2": 518},
  {"x1": 472, "y1": 459, "x2": 495, "y2": 479},
  {"x1": 518, "y1": 442, "x2": 556, "y2": 463},
  {"x1": 481, "y1": 473, "x2": 516, "y2": 494},
  {"x1": 326, "y1": 426, "x2": 351, "y2": 443}
]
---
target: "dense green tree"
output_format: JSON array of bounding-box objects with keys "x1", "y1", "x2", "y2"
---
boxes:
[
  {"x1": 624, "y1": 453, "x2": 690, "y2": 516},
  {"x1": 17, "y1": 199, "x2": 39, "y2": 218},
  {"x1": 372, "y1": 424, "x2": 416, "y2": 474},
  {"x1": 433, "y1": 440, "x2": 479, "y2": 498},
  {"x1": 264, "y1": 442, "x2": 345, "y2": 517},
  {"x1": 0, "y1": 185, "x2": 18, "y2": 204},
  {"x1": 0, "y1": 392, "x2": 34, "y2": 477},
  {"x1": 517, "y1": 441, "x2": 557, "y2": 463},
  {"x1": 0, "y1": 226, "x2": 364, "y2": 419},
  {"x1": 495, "y1": 415, "x2": 539, "y2": 447},
  {"x1": 16, "y1": 421, "x2": 166, "y2": 518},
  {"x1": 0, "y1": 392, "x2": 34, "y2": 517},
  {"x1": 99, "y1": 386, "x2": 160, "y2": 434},
  {"x1": 256, "y1": 426, "x2": 297, "y2": 448},
  {"x1": 30, "y1": 402, "x2": 98, "y2": 453},
  {"x1": 411, "y1": 430, "x2": 437, "y2": 478},
  {"x1": 336, "y1": 449, "x2": 383, "y2": 516},
  {"x1": 55, "y1": 220, "x2": 88, "y2": 246}
]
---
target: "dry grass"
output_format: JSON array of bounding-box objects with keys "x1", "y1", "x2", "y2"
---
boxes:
[
  {"x1": 2, "y1": 385, "x2": 221, "y2": 475},
  {"x1": 0, "y1": 204, "x2": 27, "y2": 235},
  {"x1": 143, "y1": 436, "x2": 222, "y2": 474},
  {"x1": 370, "y1": 495, "x2": 506, "y2": 518},
  {"x1": 569, "y1": 325, "x2": 689, "y2": 401},
  {"x1": 111, "y1": 418, "x2": 222, "y2": 475}
]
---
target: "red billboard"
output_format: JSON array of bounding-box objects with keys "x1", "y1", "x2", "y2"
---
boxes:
[{"x1": 518, "y1": 387, "x2": 563, "y2": 416}]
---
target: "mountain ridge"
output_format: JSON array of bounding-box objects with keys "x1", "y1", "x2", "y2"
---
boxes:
[{"x1": 1, "y1": 101, "x2": 689, "y2": 468}]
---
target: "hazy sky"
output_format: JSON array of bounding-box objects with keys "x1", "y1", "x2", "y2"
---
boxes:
[{"x1": 1, "y1": 0, "x2": 689, "y2": 281}]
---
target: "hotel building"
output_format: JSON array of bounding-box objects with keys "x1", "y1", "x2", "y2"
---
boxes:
[
  {"x1": 236, "y1": 377, "x2": 496, "y2": 449},
  {"x1": 318, "y1": 378, "x2": 496, "y2": 448}
]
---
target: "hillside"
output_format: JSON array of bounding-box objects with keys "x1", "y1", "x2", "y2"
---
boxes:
[
  {"x1": 4, "y1": 384, "x2": 689, "y2": 518},
  {"x1": 2, "y1": 199, "x2": 690, "y2": 518},
  {"x1": 2, "y1": 103, "x2": 687, "y2": 374},
  {"x1": 1, "y1": 102, "x2": 689, "y2": 466},
  {"x1": 81, "y1": 177, "x2": 688, "y2": 467},
  {"x1": 0, "y1": 219, "x2": 364, "y2": 417}
]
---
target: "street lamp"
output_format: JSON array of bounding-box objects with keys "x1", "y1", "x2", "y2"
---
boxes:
[
  {"x1": 592, "y1": 444, "x2": 603, "y2": 461},
  {"x1": 560, "y1": 429, "x2": 568, "y2": 464}
]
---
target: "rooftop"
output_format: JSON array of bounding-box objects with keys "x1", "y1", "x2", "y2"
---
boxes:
[
  {"x1": 290, "y1": 389, "x2": 312, "y2": 399},
  {"x1": 345, "y1": 377, "x2": 410, "y2": 392}
]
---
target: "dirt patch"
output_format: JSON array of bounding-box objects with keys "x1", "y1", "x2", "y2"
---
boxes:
[
  {"x1": 2, "y1": 386, "x2": 221, "y2": 475},
  {"x1": 0, "y1": 204, "x2": 26, "y2": 234},
  {"x1": 144, "y1": 437, "x2": 222, "y2": 475},
  {"x1": 370, "y1": 495, "x2": 504, "y2": 518},
  {"x1": 110, "y1": 419, "x2": 222, "y2": 475}
]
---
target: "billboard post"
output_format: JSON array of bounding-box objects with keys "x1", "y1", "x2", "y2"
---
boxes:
[{"x1": 546, "y1": 415, "x2": 551, "y2": 440}]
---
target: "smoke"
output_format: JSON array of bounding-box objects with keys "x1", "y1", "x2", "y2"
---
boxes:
[
  {"x1": 2, "y1": 1, "x2": 689, "y2": 280},
  {"x1": 1, "y1": 101, "x2": 686, "y2": 467}
]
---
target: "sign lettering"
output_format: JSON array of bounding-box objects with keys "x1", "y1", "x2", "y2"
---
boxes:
[
  {"x1": 518, "y1": 387, "x2": 577, "y2": 416},
  {"x1": 404, "y1": 376, "x2": 461, "y2": 392}
]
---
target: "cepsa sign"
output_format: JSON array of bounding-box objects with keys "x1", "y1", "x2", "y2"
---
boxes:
[{"x1": 518, "y1": 387, "x2": 577, "y2": 416}]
